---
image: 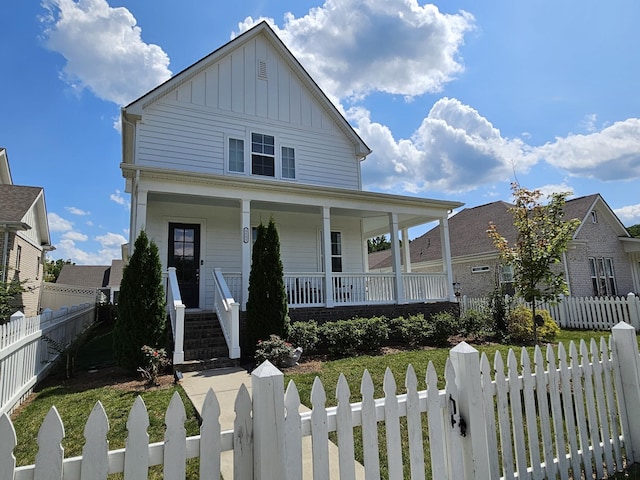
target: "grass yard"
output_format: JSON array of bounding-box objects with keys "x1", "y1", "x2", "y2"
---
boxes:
[{"x1": 9, "y1": 325, "x2": 637, "y2": 478}]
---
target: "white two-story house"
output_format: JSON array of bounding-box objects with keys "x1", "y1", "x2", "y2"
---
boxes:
[{"x1": 120, "y1": 22, "x2": 462, "y2": 362}]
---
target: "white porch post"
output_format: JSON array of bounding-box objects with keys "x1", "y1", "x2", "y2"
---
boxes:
[
  {"x1": 401, "y1": 227, "x2": 412, "y2": 273},
  {"x1": 389, "y1": 213, "x2": 405, "y2": 304},
  {"x1": 440, "y1": 215, "x2": 456, "y2": 301},
  {"x1": 134, "y1": 188, "x2": 147, "y2": 240},
  {"x1": 322, "y1": 206, "x2": 334, "y2": 308},
  {"x1": 241, "y1": 199, "x2": 251, "y2": 310}
]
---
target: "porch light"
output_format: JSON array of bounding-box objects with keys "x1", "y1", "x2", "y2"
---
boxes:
[{"x1": 452, "y1": 282, "x2": 461, "y2": 298}]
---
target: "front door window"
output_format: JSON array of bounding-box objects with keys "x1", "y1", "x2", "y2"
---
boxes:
[{"x1": 168, "y1": 223, "x2": 200, "y2": 308}]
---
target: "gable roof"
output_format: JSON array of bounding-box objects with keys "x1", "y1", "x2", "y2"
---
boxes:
[
  {"x1": 0, "y1": 185, "x2": 43, "y2": 232},
  {"x1": 122, "y1": 21, "x2": 371, "y2": 164},
  {"x1": 57, "y1": 260, "x2": 124, "y2": 289},
  {"x1": 370, "y1": 193, "x2": 626, "y2": 269}
]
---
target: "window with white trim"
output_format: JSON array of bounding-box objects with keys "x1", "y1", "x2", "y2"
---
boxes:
[
  {"x1": 281, "y1": 146, "x2": 296, "y2": 179},
  {"x1": 471, "y1": 265, "x2": 490, "y2": 273},
  {"x1": 228, "y1": 138, "x2": 244, "y2": 173},
  {"x1": 589, "y1": 257, "x2": 617, "y2": 296},
  {"x1": 15, "y1": 245, "x2": 21, "y2": 272},
  {"x1": 499, "y1": 264, "x2": 514, "y2": 284},
  {"x1": 251, "y1": 133, "x2": 275, "y2": 177},
  {"x1": 331, "y1": 232, "x2": 342, "y2": 272}
]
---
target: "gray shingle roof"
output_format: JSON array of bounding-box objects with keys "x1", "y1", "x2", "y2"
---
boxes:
[
  {"x1": 371, "y1": 194, "x2": 602, "y2": 269},
  {"x1": 0, "y1": 185, "x2": 43, "y2": 222}
]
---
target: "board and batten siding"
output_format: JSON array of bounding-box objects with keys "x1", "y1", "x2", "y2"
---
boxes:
[{"x1": 135, "y1": 35, "x2": 361, "y2": 190}]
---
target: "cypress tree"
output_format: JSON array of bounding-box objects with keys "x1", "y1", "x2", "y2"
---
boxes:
[
  {"x1": 245, "y1": 217, "x2": 288, "y2": 353},
  {"x1": 113, "y1": 230, "x2": 167, "y2": 370}
]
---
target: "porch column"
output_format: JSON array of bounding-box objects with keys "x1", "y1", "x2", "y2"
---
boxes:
[
  {"x1": 439, "y1": 215, "x2": 456, "y2": 301},
  {"x1": 401, "y1": 227, "x2": 412, "y2": 273},
  {"x1": 322, "y1": 206, "x2": 334, "y2": 308},
  {"x1": 389, "y1": 213, "x2": 405, "y2": 304},
  {"x1": 241, "y1": 199, "x2": 251, "y2": 311},
  {"x1": 134, "y1": 188, "x2": 147, "y2": 240}
]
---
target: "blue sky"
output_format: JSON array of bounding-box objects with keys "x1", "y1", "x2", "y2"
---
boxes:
[{"x1": 2, "y1": 0, "x2": 639, "y2": 265}]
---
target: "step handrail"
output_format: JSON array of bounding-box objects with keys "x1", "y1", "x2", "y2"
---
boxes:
[
  {"x1": 213, "y1": 268, "x2": 240, "y2": 359},
  {"x1": 166, "y1": 267, "x2": 185, "y2": 365}
]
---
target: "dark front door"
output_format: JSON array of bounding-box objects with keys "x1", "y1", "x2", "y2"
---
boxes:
[{"x1": 168, "y1": 223, "x2": 200, "y2": 308}]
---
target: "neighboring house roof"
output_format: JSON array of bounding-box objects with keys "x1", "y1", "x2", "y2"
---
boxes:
[
  {"x1": 121, "y1": 21, "x2": 372, "y2": 164},
  {"x1": 370, "y1": 193, "x2": 623, "y2": 269},
  {"x1": 57, "y1": 260, "x2": 124, "y2": 289},
  {"x1": 0, "y1": 185, "x2": 49, "y2": 241}
]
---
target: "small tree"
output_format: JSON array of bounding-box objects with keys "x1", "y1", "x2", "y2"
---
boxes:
[
  {"x1": 245, "y1": 217, "x2": 288, "y2": 353},
  {"x1": 113, "y1": 230, "x2": 166, "y2": 370},
  {"x1": 487, "y1": 183, "x2": 580, "y2": 343},
  {"x1": 0, "y1": 273, "x2": 25, "y2": 324},
  {"x1": 44, "y1": 258, "x2": 74, "y2": 282}
]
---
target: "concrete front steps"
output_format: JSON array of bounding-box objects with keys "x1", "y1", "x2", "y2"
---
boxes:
[{"x1": 178, "y1": 311, "x2": 239, "y2": 372}]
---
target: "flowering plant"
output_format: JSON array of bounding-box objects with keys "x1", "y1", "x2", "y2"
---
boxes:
[
  {"x1": 138, "y1": 345, "x2": 171, "y2": 386},
  {"x1": 254, "y1": 335, "x2": 296, "y2": 368}
]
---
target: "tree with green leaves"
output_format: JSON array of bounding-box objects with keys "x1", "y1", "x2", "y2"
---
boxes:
[
  {"x1": 487, "y1": 183, "x2": 580, "y2": 343},
  {"x1": 113, "y1": 230, "x2": 166, "y2": 370},
  {"x1": 44, "y1": 258, "x2": 74, "y2": 282},
  {"x1": 628, "y1": 224, "x2": 640, "y2": 238},
  {"x1": 0, "y1": 273, "x2": 25, "y2": 324},
  {"x1": 245, "y1": 217, "x2": 288, "y2": 354},
  {"x1": 367, "y1": 235, "x2": 391, "y2": 253}
]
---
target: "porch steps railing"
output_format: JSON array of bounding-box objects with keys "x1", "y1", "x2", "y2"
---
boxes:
[{"x1": 180, "y1": 312, "x2": 239, "y2": 372}]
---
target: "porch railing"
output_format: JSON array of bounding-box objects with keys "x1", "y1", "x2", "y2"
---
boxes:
[
  {"x1": 166, "y1": 267, "x2": 185, "y2": 365},
  {"x1": 213, "y1": 269, "x2": 240, "y2": 359},
  {"x1": 223, "y1": 272, "x2": 451, "y2": 307}
]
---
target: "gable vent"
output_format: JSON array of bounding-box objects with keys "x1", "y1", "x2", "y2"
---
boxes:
[{"x1": 257, "y1": 59, "x2": 267, "y2": 79}]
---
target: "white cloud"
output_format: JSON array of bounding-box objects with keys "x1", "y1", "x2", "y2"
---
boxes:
[
  {"x1": 62, "y1": 231, "x2": 88, "y2": 241},
  {"x1": 96, "y1": 232, "x2": 127, "y2": 247},
  {"x1": 52, "y1": 231, "x2": 127, "y2": 265},
  {"x1": 532, "y1": 119, "x2": 640, "y2": 181},
  {"x1": 65, "y1": 206, "x2": 90, "y2": 215},
  {"x1": 535, "y1": 182, "x2": 574, "y2": 199},
  {"x1": 237, "y1": 1, "x2": 474, "y2": 101},
  {"x1": 353, "y1": 98, "x2": 532, "y2": 194},
  {"x1": 581, "y1": 113, "x2": 598, "y2": 133},
  {"x1": 48, "y1": 212, "x2": 73, "y2": 232},
  {"x1": 614, "y1": 204, "x2": 640, "y2": 226},
  {"x1": 110, "y1": 189, "x2": 128, "y2": 206},
  {"x1": 41, "y1": 0, "x2": 172, "y2": 106}
]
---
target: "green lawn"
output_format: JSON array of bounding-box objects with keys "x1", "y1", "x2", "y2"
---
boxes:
[{"x1": 9, "y1": 326, "x2": 635, "y2": 478}]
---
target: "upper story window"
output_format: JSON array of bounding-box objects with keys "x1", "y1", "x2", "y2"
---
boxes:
[
  {"x1": 251, "y1": 133, "x2": 275, "y2": 177},
  {"x1": 281, "y1": 146, "x2": 296, "y2": 179},
  {"x1": 15, "y1": 245, "x2": 22, "y2": 272},
  {"x1": 591, "y1": 211, "x2": 598, "y2": 223},
  {"x1": 228, "y1": 138, "x2": 244, "y2": 173},
  {"x1": 499, "y1": 264, "x2": 514, "y2": 284}
]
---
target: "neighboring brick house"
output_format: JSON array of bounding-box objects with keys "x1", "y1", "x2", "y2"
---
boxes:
[
  {"x1": 56, "y1": 260, "x2": 125, "y2": 304},
  {"x1": 0, "y1": 148, "x2": 53, "y2": 318},
  {"x1": 369, "y1": 194, "x2": 640, "y2": 299}
]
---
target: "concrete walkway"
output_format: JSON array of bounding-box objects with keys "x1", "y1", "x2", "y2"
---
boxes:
[{"x1": 180, "y1": 366, "x2": 365, "y2": 479}]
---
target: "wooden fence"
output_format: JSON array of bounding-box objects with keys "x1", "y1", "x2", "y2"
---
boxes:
[
  {"x1": 0, "y1": 304, "x2": 95, "y2": 416},
  {"x1": 3, "y1": 322, "x2": 640, "y2": 479},
  {"x1": 461, "y1": 292, "x2": 640, "y2": 330}
]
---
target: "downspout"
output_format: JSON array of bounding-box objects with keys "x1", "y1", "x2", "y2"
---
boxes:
[{"x1": 1, "y1": 228, "x2": 8, "y2": 283}]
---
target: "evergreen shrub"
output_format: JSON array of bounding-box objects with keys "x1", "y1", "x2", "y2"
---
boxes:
[{"x1": 507, "y1": 305, "x2": 560, "y2": 344}]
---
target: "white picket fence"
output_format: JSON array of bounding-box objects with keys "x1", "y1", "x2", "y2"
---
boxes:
[
  {"x1": 0, "y1": 304, "x2": 95, "y2": 416},
  {"x1": 4, "y1": 322, "x2": 640, "y2": 479},
  {"x1": 461, "y1": 292, "x2": 640, "y2": 330}
]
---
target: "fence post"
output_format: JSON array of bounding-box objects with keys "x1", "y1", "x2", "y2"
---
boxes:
[
  {"x1": 611, "y1": 322, "x2": 640, "y2": 461},
  {"x1": 627, "y1": 293, "x2": 640, "y2": 330},
  {"x1": 252, "y1": 360, "x2": 286, "y2": 480},
  {"x1": 449, "y1": 341, "x2": 491, "y2": 479}
]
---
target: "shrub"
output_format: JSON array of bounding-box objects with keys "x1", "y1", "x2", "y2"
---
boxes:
[
  {"x1": 428, "y1": 311, "x2": 458, "y2": 346},
  {"x1": 287, "y1": 320, "x2": 320, "y2": 353},
  {"x1": 138, "y1": 345, "x2": 171, "y2": 386},
  {"x1": 460, "y1": 309, "x2": 495, "y2": 340},
  {"x1": 507, "y1": 305, "x2": 560, "y2": 344},
  {"x1": 254, "y1": 335, "x2": 295, "y2": 368},
  {"x1": 320, "y1": 317, "x2": 388, "y2": 357},
  {"x1": 391, "y1": 314, "x2": 431, "y2": 347}
]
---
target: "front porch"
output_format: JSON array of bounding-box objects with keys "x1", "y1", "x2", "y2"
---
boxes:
[{"x1": 167, "y1": 267, "x2": 455, "y2": 367}]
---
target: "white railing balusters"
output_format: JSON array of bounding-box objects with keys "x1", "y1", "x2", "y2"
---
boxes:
[{"x1": 166, "y1": 267, "x2": 185, "y2": 365}]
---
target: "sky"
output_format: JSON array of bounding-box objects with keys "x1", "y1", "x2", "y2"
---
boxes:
[{"x1": 2, "y1": 0, "x2": 639, "y2": 265}]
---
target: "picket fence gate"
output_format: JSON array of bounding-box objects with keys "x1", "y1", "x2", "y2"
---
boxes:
[
  {"x1": 3, "y1": 322, "x2": 640, "y2": 479},
  {"x1": 461, "y1": 292, "x2": 640, "y2": 331}
]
